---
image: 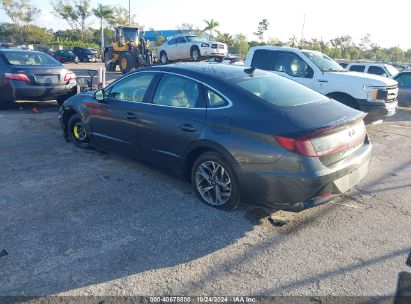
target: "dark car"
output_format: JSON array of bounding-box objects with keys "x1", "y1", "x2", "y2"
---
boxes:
[
  {"x1": 89, "y1": 48, "x2": 100, "y2": 60},
  {"x1": 35, "y1": 46, "x2": 57, "y2": 59},
  {"x1": 60, "y1": 64, "x2": 371, "y2": 211},
  {"x1": 54, "y1": 50, "x2": 79, "y2": 63},
  {"x1": 393, "y1": 71, "x2": 411, "y2": 107},
  {"x1": 0, "y1": 50, "x2": 77, "y2": 108},
  {"x1": 72, "y1": 47, "x2": 97, "y2": 62}
]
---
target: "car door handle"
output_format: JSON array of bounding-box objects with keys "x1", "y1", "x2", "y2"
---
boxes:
[
  {"x1": 125, "y1": 112, "x2": 137, "y2": 120},
  {"x1": 179, "y1": 124, "x2": 197, "y2": 132}
]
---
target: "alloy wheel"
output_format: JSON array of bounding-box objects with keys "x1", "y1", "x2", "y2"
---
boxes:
[{"x1": 195, "y1": 160, "x2": 232, "y2": 206}]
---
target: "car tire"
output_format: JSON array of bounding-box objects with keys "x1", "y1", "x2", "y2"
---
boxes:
[
  {"x1": 215, "y1": 56, "x2": 224, "y2": 63},
  {"x1": 119, "y1": 51, "x2": 135, "y2": 74},
  {"x1": 190, "y1": 47, "x2": 201, "y2": 62},
  {"x1": 0, "y1": 88, "x2": 14, "y2": 109},
  {"x1": 67, "y1": 114, "x2": 90, "y2": 149},
  {"x1": 56, "y1": 96, "x2": 67, "y2": 106},
  {"x1": 191, "y1": 151, "x2": 240, "y2": 211},
  {"x1": 160, "y1": 51, "x2": 168, "y2": 65}
]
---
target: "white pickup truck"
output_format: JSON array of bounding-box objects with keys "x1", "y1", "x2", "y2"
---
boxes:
[{"x1": 245, "y1": 46, "x2": 398, "y2": 122}]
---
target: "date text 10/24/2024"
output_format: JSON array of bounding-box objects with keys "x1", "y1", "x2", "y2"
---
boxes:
[{"x1": 149, "y1": 296, "x2": 257, "y2": 303}]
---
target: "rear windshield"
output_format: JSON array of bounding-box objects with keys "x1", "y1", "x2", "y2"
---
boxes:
[
  {"x1": 234, "y1": 74, "x2": 326, "y2": 107},
  {"x1": 3, "y1": 52, "x2": 60, "y2": 65}
]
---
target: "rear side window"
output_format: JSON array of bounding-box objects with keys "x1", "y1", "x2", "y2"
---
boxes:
[
  {"x1": 167, "y1": 38, "x2": 177, "y2": 45},
  {"x1": 349, "y1": 65, "x2": 366, "y2": 72},
  {"x1": 205, "y1": 89, "x2": 228, "y2": 108},
  {"x1": 251, "y1": 49, "x2": 275, "y2": 70},
  {"x1": 3, "y1": 52, "x2": 60, "y2": 65},
  {"x1": 235, "y1": 75, "x2": 326, "y2": 107},
  {"x1": 367, "y1": 66, "x2": 387, "y2": 76}
]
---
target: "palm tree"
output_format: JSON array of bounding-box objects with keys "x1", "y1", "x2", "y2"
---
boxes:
[
  {"x1": 93, "y1": 4, "x2": 113, "y2": 54},
  {"x1": 202, "y1": 19, "x2": 220, "y2": 40}
]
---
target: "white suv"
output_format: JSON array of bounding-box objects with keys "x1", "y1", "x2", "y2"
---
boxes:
[
  {"x1": 157, "y1": 35, "x2": 227, "y2": 64},
  {"x1": 346, "y1": 62, "x2": 399, "y2": 78},
  {"x1": 245, "y1": 46, "x2": 398, "y2": 122}
]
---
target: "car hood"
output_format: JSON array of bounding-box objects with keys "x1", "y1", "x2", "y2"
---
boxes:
[
  {"x1": 324, "y1": 72, "x2": 397, "y2": 87},
  {"x1": 325, "y1": 71, "x2": 398, "y2": 87}
]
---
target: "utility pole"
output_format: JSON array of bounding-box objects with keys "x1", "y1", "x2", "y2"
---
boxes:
[
  {"x1": 300, "y1": 13, "x2": 305, "y2": 49},
  {"x1": 128, "y1": 0, "x2": 131, "y2": 25}
]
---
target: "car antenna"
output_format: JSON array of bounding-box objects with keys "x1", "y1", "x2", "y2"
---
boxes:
[{"x1": 244, "y1": 67, "x2": 256, "y2": 76}]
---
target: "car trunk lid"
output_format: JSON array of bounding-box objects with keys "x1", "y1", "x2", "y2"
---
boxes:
[{"x1": 278, "y1": 100, "x2": 367, "y2": 166}]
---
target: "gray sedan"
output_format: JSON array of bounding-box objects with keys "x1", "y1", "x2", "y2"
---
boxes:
[{"x1": 393, "y1": 71, "x2": 411, "y2": 106}]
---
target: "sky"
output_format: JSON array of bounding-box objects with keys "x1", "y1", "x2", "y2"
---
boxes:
[{"x1": 0, "y1": 0, "x2": 410, "y2": 49}]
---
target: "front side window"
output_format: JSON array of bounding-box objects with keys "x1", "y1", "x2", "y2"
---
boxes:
[
  {"x1": 153, "y1": 74, "x2": 201, "y2": 108},
  {"x1": 273, "y1": 52, "x2": 312, "y2": 78},
  {"x1": 395, "y1": 73, "x2": 411, "y2": 86},
  {"x1": 349, "y1": 65, "x2": 366, "y2": 72},
  {"x1": 108, "y1": 73, "x2": 155, "y2": 102},
  {"x1": 367, "y1": 66, "x2": 387, "y2": 76},
  {"x1": 176, "y1": 37, "x2": 186, "y2": 44}
]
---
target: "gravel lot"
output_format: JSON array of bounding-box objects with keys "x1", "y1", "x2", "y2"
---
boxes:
[{"x1": 0, "y1": 99, "x2": 410, "y2": 300}]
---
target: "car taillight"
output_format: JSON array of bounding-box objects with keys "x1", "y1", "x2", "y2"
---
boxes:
[
  {"x1": 64, "y1": 72, "x2": 76, "y2": 82},
  {"x1": 275, "y1": 136, "x2": 317, "y2": 157},
  {"x1": 275, "y1": 122, "x2": 366, "y2": 157},
  {"x1": 5, "y1": 73, "x2": 30, "y2": 83}
]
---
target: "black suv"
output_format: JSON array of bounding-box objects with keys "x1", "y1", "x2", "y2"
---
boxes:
[{"x1": 72, "y1": 47, "x2": 97, "y2": 63}]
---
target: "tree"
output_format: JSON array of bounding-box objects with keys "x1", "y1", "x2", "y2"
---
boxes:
[
  {"x1": 360, "y1": 33, "x2": 371, "y2": 50},
  {"x1": 202, "y1": 19, "x2": 220, "y2": 40},
  {"x1": 253, "y1": 19, "x2": 269, "y2": 42},
  {"x1": 177, "y1": 23, "x2": 196, "y2": 31},
  {"x1": 217, "y1": 33, "x2": 234, "y2": 48},
  {"x1": 51, "y1": 0, "x2": 91, "y2": 40},
  {"x1": 93, "y1": 3, "x2": 113, "y2": 52},
  {"x1": 231, "y1": 34, "x2": 249, "y2": 56},
  {"x1": 107, "y1": 6, "x2": 141, "y2": 28},
  {"x1": 287, "y1": 35, "x2": 298, "y2": 48},
  {"x1": 1, "y1": 0, "x2": 40, "y2": 26}
]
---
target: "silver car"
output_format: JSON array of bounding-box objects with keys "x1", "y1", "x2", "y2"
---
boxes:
[{"x1": 157, "y1": 35, "x2": 228, "y2": 64}]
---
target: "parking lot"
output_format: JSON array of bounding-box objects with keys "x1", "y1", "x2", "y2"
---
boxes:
[{"x1": 0, "y1": 65, "x2": 411, "y2": 300}]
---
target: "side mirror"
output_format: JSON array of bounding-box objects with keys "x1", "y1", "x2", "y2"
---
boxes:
[
  {"x1": 305, "y1": 67, "x2": 314, "y2": 78},
  {"x1": 94, "y1": 89, "x2": 104, "y2": 101}
]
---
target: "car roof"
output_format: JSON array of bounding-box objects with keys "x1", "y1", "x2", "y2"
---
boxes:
[
  {"x1": 249, "y1": 46, "x2": 320, "y2": 53},
  {"x1": 141, "y1": 63, "x2": 266, "y2": 81}
]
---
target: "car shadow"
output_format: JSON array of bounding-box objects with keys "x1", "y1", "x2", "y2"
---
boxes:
[
  {"x1": 0, "y1": 132, "x2": 281, "y2": 297},
  {"x1": 0, "y1": 100, "x2": 60, "y2": 113}
]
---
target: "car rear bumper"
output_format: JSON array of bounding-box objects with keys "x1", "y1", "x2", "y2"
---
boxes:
[
  {"x1": 356, "y1": 99, "x2": 398, "y2": 122},
  {"x1": 237, "y1": 141, "x2": 372, "y2": 212},
  {"x1": 11, "y1": 82, "x2": 77, "y2": 101}
]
